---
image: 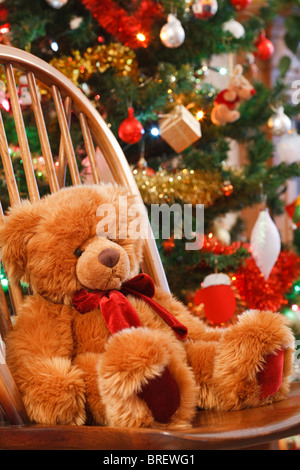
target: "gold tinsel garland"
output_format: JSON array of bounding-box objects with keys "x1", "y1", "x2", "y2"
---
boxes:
[
  {"x1": 133, "y1": 168, "x2": 224, "y2": 206},
  {"x1": 49, "y1": 43, "x2": 138, "y2": 85}
]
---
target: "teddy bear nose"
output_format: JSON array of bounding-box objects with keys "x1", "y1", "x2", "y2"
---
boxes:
[{"x1": 98, "y1": 248, "x2": 120, "y2": 268}]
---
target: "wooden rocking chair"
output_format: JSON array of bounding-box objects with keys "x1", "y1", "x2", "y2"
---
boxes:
[{"x1": 0, "y1": 45, "x2": 299, "y2": 451}]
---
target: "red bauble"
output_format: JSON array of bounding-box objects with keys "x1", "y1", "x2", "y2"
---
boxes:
[
  {"x1": 254, "y1": 32, "x2": 274, "y2": 61},
  {"x1": 230, "y1": 0, "x2": 251, "y2": 9},
  {"x1": 194, "y1": 273, "x2": 236, "y2": 324},
  {"x1": 118, "y1": 107, "x2": 144, "y2": 144}
]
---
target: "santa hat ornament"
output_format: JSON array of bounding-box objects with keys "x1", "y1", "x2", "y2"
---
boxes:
[{"x1": 194, "y1": 273, "x2": 236, "y2": 324}]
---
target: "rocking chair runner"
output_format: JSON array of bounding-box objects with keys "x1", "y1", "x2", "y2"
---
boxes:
[{"x1": 0, "y1": 45, "x2": 299, "y2": 450}]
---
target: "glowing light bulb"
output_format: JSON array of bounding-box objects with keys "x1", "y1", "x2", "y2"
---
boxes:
[
  {"x1": 150, "y1": 127, "x2": 160, "y2": 136},
  {"x1": 196, "y1": 110, "x2": 204, "y2": 120},
  {"x1": 292, "y1": 304, "x2": 299, "y2": 312},
  {"x1": 0, "y1": 23, "x2": 9, "y2": 35},
  {"x1": 1, "y1": 99, "x2": 10, "y2": 112},
  {"x1": 219, "y1": 67, "x2": 228, "y2": 76},
  {"x1": 137, "y1": 33, "x2": 146, "y2": 42},
  {"x1": 50, "y1": 41, "x2": 59, "y2": 52}
]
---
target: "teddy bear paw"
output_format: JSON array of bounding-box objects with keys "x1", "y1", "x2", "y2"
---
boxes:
[
  {"x1": 137, "y1": 366, "x2": 180, "y2": 424},
  {"x1": 256, "y1": 349, "x2": 284, "y2": 400},
  {"x1": 212, "y1": 310, "x2": 295, "y2": 410}
]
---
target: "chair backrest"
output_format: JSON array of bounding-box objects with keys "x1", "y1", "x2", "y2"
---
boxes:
[{"x1": 0, "y1": 45, "x2": 169, "y2": 424}]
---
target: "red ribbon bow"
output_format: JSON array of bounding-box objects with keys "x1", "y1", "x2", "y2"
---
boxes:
[{"x1": 72, "y1": 273, "x2": 187, "y2": 340}]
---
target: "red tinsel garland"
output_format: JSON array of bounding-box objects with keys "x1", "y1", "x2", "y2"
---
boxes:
[
  {"x1": 81, "y1": 0, "x2": 162, "y2": 49},
  {"x1": 232, "y1": 250, "x2": 300, "y2": 312},
  {"x1": 197, "y1": 235, "x2": 300, "y2": 313}
]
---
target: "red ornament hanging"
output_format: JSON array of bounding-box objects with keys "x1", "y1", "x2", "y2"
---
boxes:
[
  {"x1": 230, "y1": 0, "x2": 251, "y2": 9},
  {"x1": 118, "y1": 107, "x2": 144, "y2": 144},
  {"x1": 194, "y1": 273, "x2": 236, "y2": 324},
  {"x1": 162, "y1": 237, "x2": 175, "y2": 255},
  {"x1": 254, "y1": 32, "x2": 274, "y2": 61},
  {"x1": 81, "y1": 0, "x2": 162, "y2": 49}
]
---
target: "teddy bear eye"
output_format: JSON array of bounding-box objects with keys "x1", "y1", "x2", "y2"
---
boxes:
[{"x1": 74, "y1": 248, "x2": 83, "y2": 258}]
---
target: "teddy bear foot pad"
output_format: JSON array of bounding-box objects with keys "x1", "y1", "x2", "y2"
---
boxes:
[
  {"x1": 257, "y1": 349, "x2": 284, "y2": 400},
  {"x1": 137, "y1": 366, "x2": 180, "y2": 424}
]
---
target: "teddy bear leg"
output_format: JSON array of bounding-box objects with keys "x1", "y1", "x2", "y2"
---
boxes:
[
  {"x1": 211, "y1": 310, "x2": 295, "y2": 410},
  {"x1": 185, "y1": 339, "x2": 221, "y2": 409},
  {"x1": 73, "y1": 352, "x2": 107, "y2": 425},
  {"x1": 98, "y1": 327, "x2": 197, "y2": 427}
]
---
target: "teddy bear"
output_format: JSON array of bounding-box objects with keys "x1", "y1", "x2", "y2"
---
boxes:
[
  {"x1": 211, "y1": 64, "x2": 256, "y2": 126},
  {"x1": 0, "y1": 184, "x2": 295, "y2": 428}
]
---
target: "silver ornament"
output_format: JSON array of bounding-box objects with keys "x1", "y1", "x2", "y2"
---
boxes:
[
  {"x1": 46, "y1": 0, "x2": 68, "y2": 9},
  {"x1": 160, "y1": 14, "x2": 185, "y2": 48},
  {"x1": 267, "y1": 106, "x2": 292, "y2": 136}
]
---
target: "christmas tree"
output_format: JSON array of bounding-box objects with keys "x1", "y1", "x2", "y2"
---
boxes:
[{"x1": 1, "y1": 0, "x2": 300, "y2": 340}]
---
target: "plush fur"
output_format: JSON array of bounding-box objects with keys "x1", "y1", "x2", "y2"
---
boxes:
[
  {"x1": 211, "y1": 64, "x2": 256, "y2": 126},
  {"x1": 0, "y1": 184, "x2": 295, "y2": 427}
]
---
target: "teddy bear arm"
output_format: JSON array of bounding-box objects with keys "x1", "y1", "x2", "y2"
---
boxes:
[{"x1": 153, "y1": 287, "x2": 223, "y2": 342}]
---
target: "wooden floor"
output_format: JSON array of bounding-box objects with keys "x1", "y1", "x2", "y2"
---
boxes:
[{"x1": 1, "y1": 382, "x2": 300, "y2": 450}]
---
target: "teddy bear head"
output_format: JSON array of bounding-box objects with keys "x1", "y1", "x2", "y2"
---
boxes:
[
  {"x1": 0, "y1": 185, "x2": 145, "y2": 305},
  {"x1": 228, "y1": 64, "x2": 256, "y2": 101}
]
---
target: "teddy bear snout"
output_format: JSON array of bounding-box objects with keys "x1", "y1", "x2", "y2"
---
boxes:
[{"x1": 98, "y1": 248, "x2": 120, "y2": 268}]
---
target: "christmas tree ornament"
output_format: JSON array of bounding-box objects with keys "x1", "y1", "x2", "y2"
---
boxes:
[
  {"x1": 46, "y1": 0, "x2": 68, "y2": 8},
  {"x1": 222, "y1": 19, "x2": 245, "y2": 39},
  {"x1": 212, "y1": 220, "x2": 231, "y2": 245},
  {"x1": 221, "y1": 180, "x2": 234, "y2": 196},
  {"x1": 286, "y1": 196, "x2": 300, "y2": 227},
  {"x1": 194, "y1": 273, "x2": 236, "y2": 324},
  {"x1": 267, "y1": 106, "x2": 292, "y2": 136},
  {"x1": 230, "y1": 0, "x2": 251, "y2": 9},
  {"x1": 162, "y1": 237, "x2": 175, "y2": 255},
  {"x1": 159, "y1": 105, "x2": 201, "y2": 153},
  {"x1": 211, "y1": 64, "x2": 256, "y2": 126},
  {"x1": 277, "y1": 130, "x2": 300, "y2": 163},
  {"x1": 160, "y1": 14, "x2": 185, "y2": 48},
  {"x1": 118, "y1": 107, "x2": 144, "y2": 144},
  {"x1": 254, "y1": 32, "x2": 274, "y2": 61},
  {"x1": 69, "y1": 16, "x2": 83, "y2": 30},
  {"x1": 250, "y1": 208, "x2": 281, "y2": 281},
  {"x1": 192, "y1": 0, "x2": 218, "y2": 19}
]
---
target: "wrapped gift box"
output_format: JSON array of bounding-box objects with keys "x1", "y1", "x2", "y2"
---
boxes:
[{"x1": 159, "y1": 105, "x2": 202, "y2": 153}]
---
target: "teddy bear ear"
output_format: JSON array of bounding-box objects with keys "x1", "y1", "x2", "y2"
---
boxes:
[
  {"x1": 232, "y1": 64, "x2": 243, "y2": 77},
  {"x1": 0, "y1": 200, "x2": 41, "y2": 283}
]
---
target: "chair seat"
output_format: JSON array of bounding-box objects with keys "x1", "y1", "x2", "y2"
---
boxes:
[{"x1": 1, "y1": 382, "x2": 300, "y2": 450}]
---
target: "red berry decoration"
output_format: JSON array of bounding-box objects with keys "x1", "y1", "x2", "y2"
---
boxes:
[
  {"x1": 254, "y1": 32, "x2": 274, "y2": 61},
  {"x1": 118, "y1": 107, "x2": 144, "y2": 144},
  {"x1": 230, "y1": 0, "x2": 251, "y2": 9}
]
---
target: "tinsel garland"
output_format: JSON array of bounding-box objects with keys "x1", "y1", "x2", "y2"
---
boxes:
[
  {"x1": 81, "y1": 0, "x2": 162, "y2": 49},
  {"x1": 232, "y1": 250, "x2": 300, "y2": 312},
  {"x1": 50, "y1": 43, "x2": 138, "y2": 85},
  {"x1": 133, "y1": 168, "x2": 224, "y2": 206}
]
